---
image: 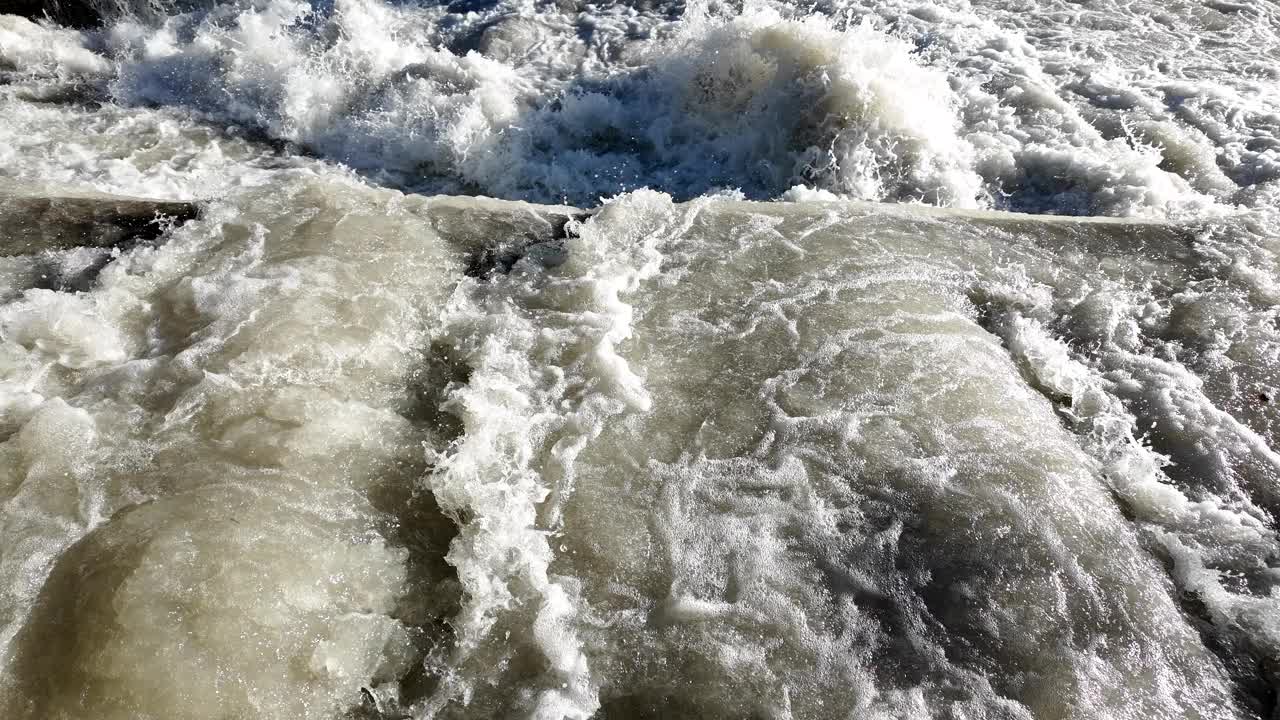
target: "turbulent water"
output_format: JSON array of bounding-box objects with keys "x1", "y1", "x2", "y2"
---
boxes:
[{"x1": 1, "y1": 0, "x2": 1279, "y2": 717}]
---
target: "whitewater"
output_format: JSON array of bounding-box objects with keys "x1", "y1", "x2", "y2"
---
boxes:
[{"x1": 0, "y1": 0, "x2": 1278, "y2": 717}]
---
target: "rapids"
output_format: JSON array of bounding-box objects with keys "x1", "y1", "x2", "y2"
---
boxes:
[{"x1": 1, "y1": 0, "x2": 1279, "y2": 718}]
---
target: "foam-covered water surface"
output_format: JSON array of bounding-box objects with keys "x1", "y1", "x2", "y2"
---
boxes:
[
  {"x1": 4, "y1": 0, "x2": 1280, "y2": 212},
  {"x1": 1, "y1": 0, "x2": 1278, "y2": 717},
  {"x1": 427, "y1": 195, "x2": 1280, "y2": 718}
]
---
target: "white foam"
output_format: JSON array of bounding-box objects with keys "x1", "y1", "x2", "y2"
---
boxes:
[
  {"x1": 0, "y1": 16, "x2": 110, "y2": 78},
  {"x1": 4, "y1": 0, "x2": 1279, "y2": 215},
  {"x1": 423, "y1": 191, "x2": 688, "y2": 717}
]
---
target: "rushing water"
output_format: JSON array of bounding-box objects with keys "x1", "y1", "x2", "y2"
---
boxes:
[{"x1": 0, "y1": 0, "x2": 1278, "y2": 718}]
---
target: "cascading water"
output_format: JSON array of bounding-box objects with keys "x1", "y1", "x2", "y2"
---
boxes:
[{"x1": 1, "y1": 0, "x2": 1278, "y2": 717}]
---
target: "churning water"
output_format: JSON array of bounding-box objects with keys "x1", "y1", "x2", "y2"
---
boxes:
[{"x1": 0, "y1": 0, "x2": 1278, "y2": 717}]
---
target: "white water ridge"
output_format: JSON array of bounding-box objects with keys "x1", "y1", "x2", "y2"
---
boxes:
[{"x1": 1, "y1": 0, "x2": 1279, "y2": 718}]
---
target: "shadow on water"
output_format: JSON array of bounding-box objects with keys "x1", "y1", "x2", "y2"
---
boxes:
[{"x1": 351, "y1": 335, "x2": 476, "y2": 717}]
